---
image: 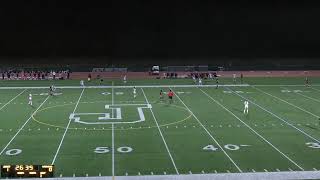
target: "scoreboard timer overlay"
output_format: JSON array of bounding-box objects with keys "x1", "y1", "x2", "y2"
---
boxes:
[
  {"x1": 1, "y1": 165, "x2": 54, "y2": 178},
  {"x1": 0, "y1": 78, "x2": 320, "y2": 177}
]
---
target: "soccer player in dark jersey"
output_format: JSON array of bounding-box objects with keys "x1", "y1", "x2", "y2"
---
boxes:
[
  {"x1": 216, "y1": 77, "x2": 219, "y2": 89},
  {"x1": 49, "y1": 85, "x2": 53, "y2": 96},
  {"x1": 159, "y1": 89, "x2": 164, "y2": 101},
  {"x1": 305, "y1": 77, "x2": 310, "y2": 87}
]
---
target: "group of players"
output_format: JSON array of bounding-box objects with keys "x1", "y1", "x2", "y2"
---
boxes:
[
  {"x1": 132, "y1": 87, "x2": 174, "y2": 103},
  {"x1": 28, "y1": 85, "x2": 56, "y2": 107},
  {"x1": 28, "y1": 75, "x2": 312, "y2": 116}
]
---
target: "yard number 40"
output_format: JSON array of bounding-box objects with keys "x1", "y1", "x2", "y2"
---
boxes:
[
  {"x1": 203, "y1": 144, "x2": 240, "y2": 151},
  {"x1": 306, "y1": 142, "x2": 320, "y2": 149}
]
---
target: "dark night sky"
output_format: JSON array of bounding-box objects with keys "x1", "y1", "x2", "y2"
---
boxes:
[{"x1": 0, "y1": 1, "x2": 319, "y2": 63}]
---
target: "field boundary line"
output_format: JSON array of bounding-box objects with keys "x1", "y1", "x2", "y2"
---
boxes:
[
  {"x1": 3, "y1": 84, "x2": 320, "y2": 90},
  {"x1": 141, "y1": 88, "x2": 179, "y2": 174},
  {"x1": 25, "y1": 171, "x2": 320, "y2": 180},
  {"x1": 0, "y1": 89, "x2": 26, "y2": 111},
  {"x1": 51, "y1": 88, "x2": 85, "y2": 164},
  {"x1": 0, "y1": 84, "x2": 249, "y2": 89},
  {"x1": 199, "y1": 88, "x2": 304, "y2": 170},
  {"x1": 0, "y1": 95, "x2": 50, "y2": 155},
  {"x1": 172, "y1": 88, "x2": 242, "y2": 173},
  {"x1": 229, "y1": 86, "x2": 320, "y2": 144}
]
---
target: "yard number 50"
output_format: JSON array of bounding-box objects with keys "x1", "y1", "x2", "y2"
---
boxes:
[{"x1": 94, "y1": 146, "x2": 133, "y2": 154}]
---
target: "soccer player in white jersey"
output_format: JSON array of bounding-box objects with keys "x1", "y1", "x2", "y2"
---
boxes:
[
  {"x1": 123, "y1": 75, "x2": 127, "y2": 84},
  {"x1": 133, "y1": 86, "x2": 137, "y2": 98},
  {"x1": 192, "y1": 75, "x2": 196, "y2": 83},
  {"x1": 243, "y1": 100, "x2": 249, "y2": 114},
  {"x1": 28, "y1": 94, "x2": 32, "y2": 106},
  {"x1": 198, "y1": 78, "x2": 202, "y2": 85},
  {"x1": 80, "y1": 80, "x2": 84, "y2": 87},
  {"x1": 233, "y1": 74, "x2": 236, "y2": 84}
]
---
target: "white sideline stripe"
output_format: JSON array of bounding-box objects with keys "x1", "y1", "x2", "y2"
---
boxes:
[
  {"x1": 200, "y1": 88, "x2": 304, "y2": 171},
  {"x1": 253, "y1": 86, "x2": 319, "y2": 118},
  {"x1": 5, "y1": 84, "x2": 320, "y2": 90},
  {"x1": 173, "y1": 88, "x2": 242, "y2": 173},
  {"x1": 17, "y1": 171, "x2": 320, "y2": 180},
  {"x1": 0, "y1": 95, "x2": 50, "y2": 155},
  {"x1": 0, "y1": 84, "x2": 250, "y2": 89},
  {"x1": 141, "y1": 88, "x2": 179, "y2": 175},
  {"x1": 112, "y1": 123, "x2": 115, "y2": 177},
  {"x1": 51, "y1": 88, "x2": 85, "y2": 164},
  {"x1": 0, "y1": 89, "x2": 26, "y2": 111},
  {"x1": 250, "y1": 86, "x2": 320, "y2": 144}
]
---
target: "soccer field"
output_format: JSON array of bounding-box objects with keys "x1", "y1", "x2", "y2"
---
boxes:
[{"x1": 0, "y1": 77, "x2": 320, "y2": 178}]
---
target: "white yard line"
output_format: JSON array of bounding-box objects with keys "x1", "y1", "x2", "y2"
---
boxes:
[
  {"x1": 282, "y1": 87, "x2": 320, "y2": 104},
  {"x1": 172, "y1": 88, "x2": 242, "y2": 173},
  {"x1": 112, "y1": 123, "x2": 115, "y2": 177},
  {"x1": 231, "y1": 86, "x2": 320, "y2": 144},
  {"x1": 311, "y1": 87, "x2": 320, "y2": 93},
  {"x1": 295, "y1": 92, "x2": 320, "y2": 104},
  {"x1": 0, "y1": 95, "x2": 50, "y2": 155},
  {"x1": 252, "y1": 86, "x2": 319, "y2": 118},
  {"x1": 199, "y1": 88, "x2": 304, "y2": 171},
  {"x1": 0, "y1": 89, "x2": 26, "y2": 111},
  {"x1": 141, "y1": 88, "x2": 179, "y2": 174},
  {"x1": 51, "y1": 88, "x2": 85, "y2": 164},
  {"x1": 253, "y1": 84, "x2": 320, "y2": 87},
  {"x1": 112, "y1": 81, "x2": 114, "y2": 118},
  {"x1": 111, "y1": 82, "x2": 115, "y2": 177}
]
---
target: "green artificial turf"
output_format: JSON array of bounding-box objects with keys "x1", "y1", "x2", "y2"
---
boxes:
[{"x1": 0, "y1": 77, "x2": 319, "y2": 177}]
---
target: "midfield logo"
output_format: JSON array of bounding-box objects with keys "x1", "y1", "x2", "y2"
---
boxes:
[{"x1": 69, "y1": 104, "x2": 152, "y2": 124}]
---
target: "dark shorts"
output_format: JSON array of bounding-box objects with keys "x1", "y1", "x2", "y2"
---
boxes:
[{"x1": 169, "y1": 96, "x2": 173, "y2": 99}]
